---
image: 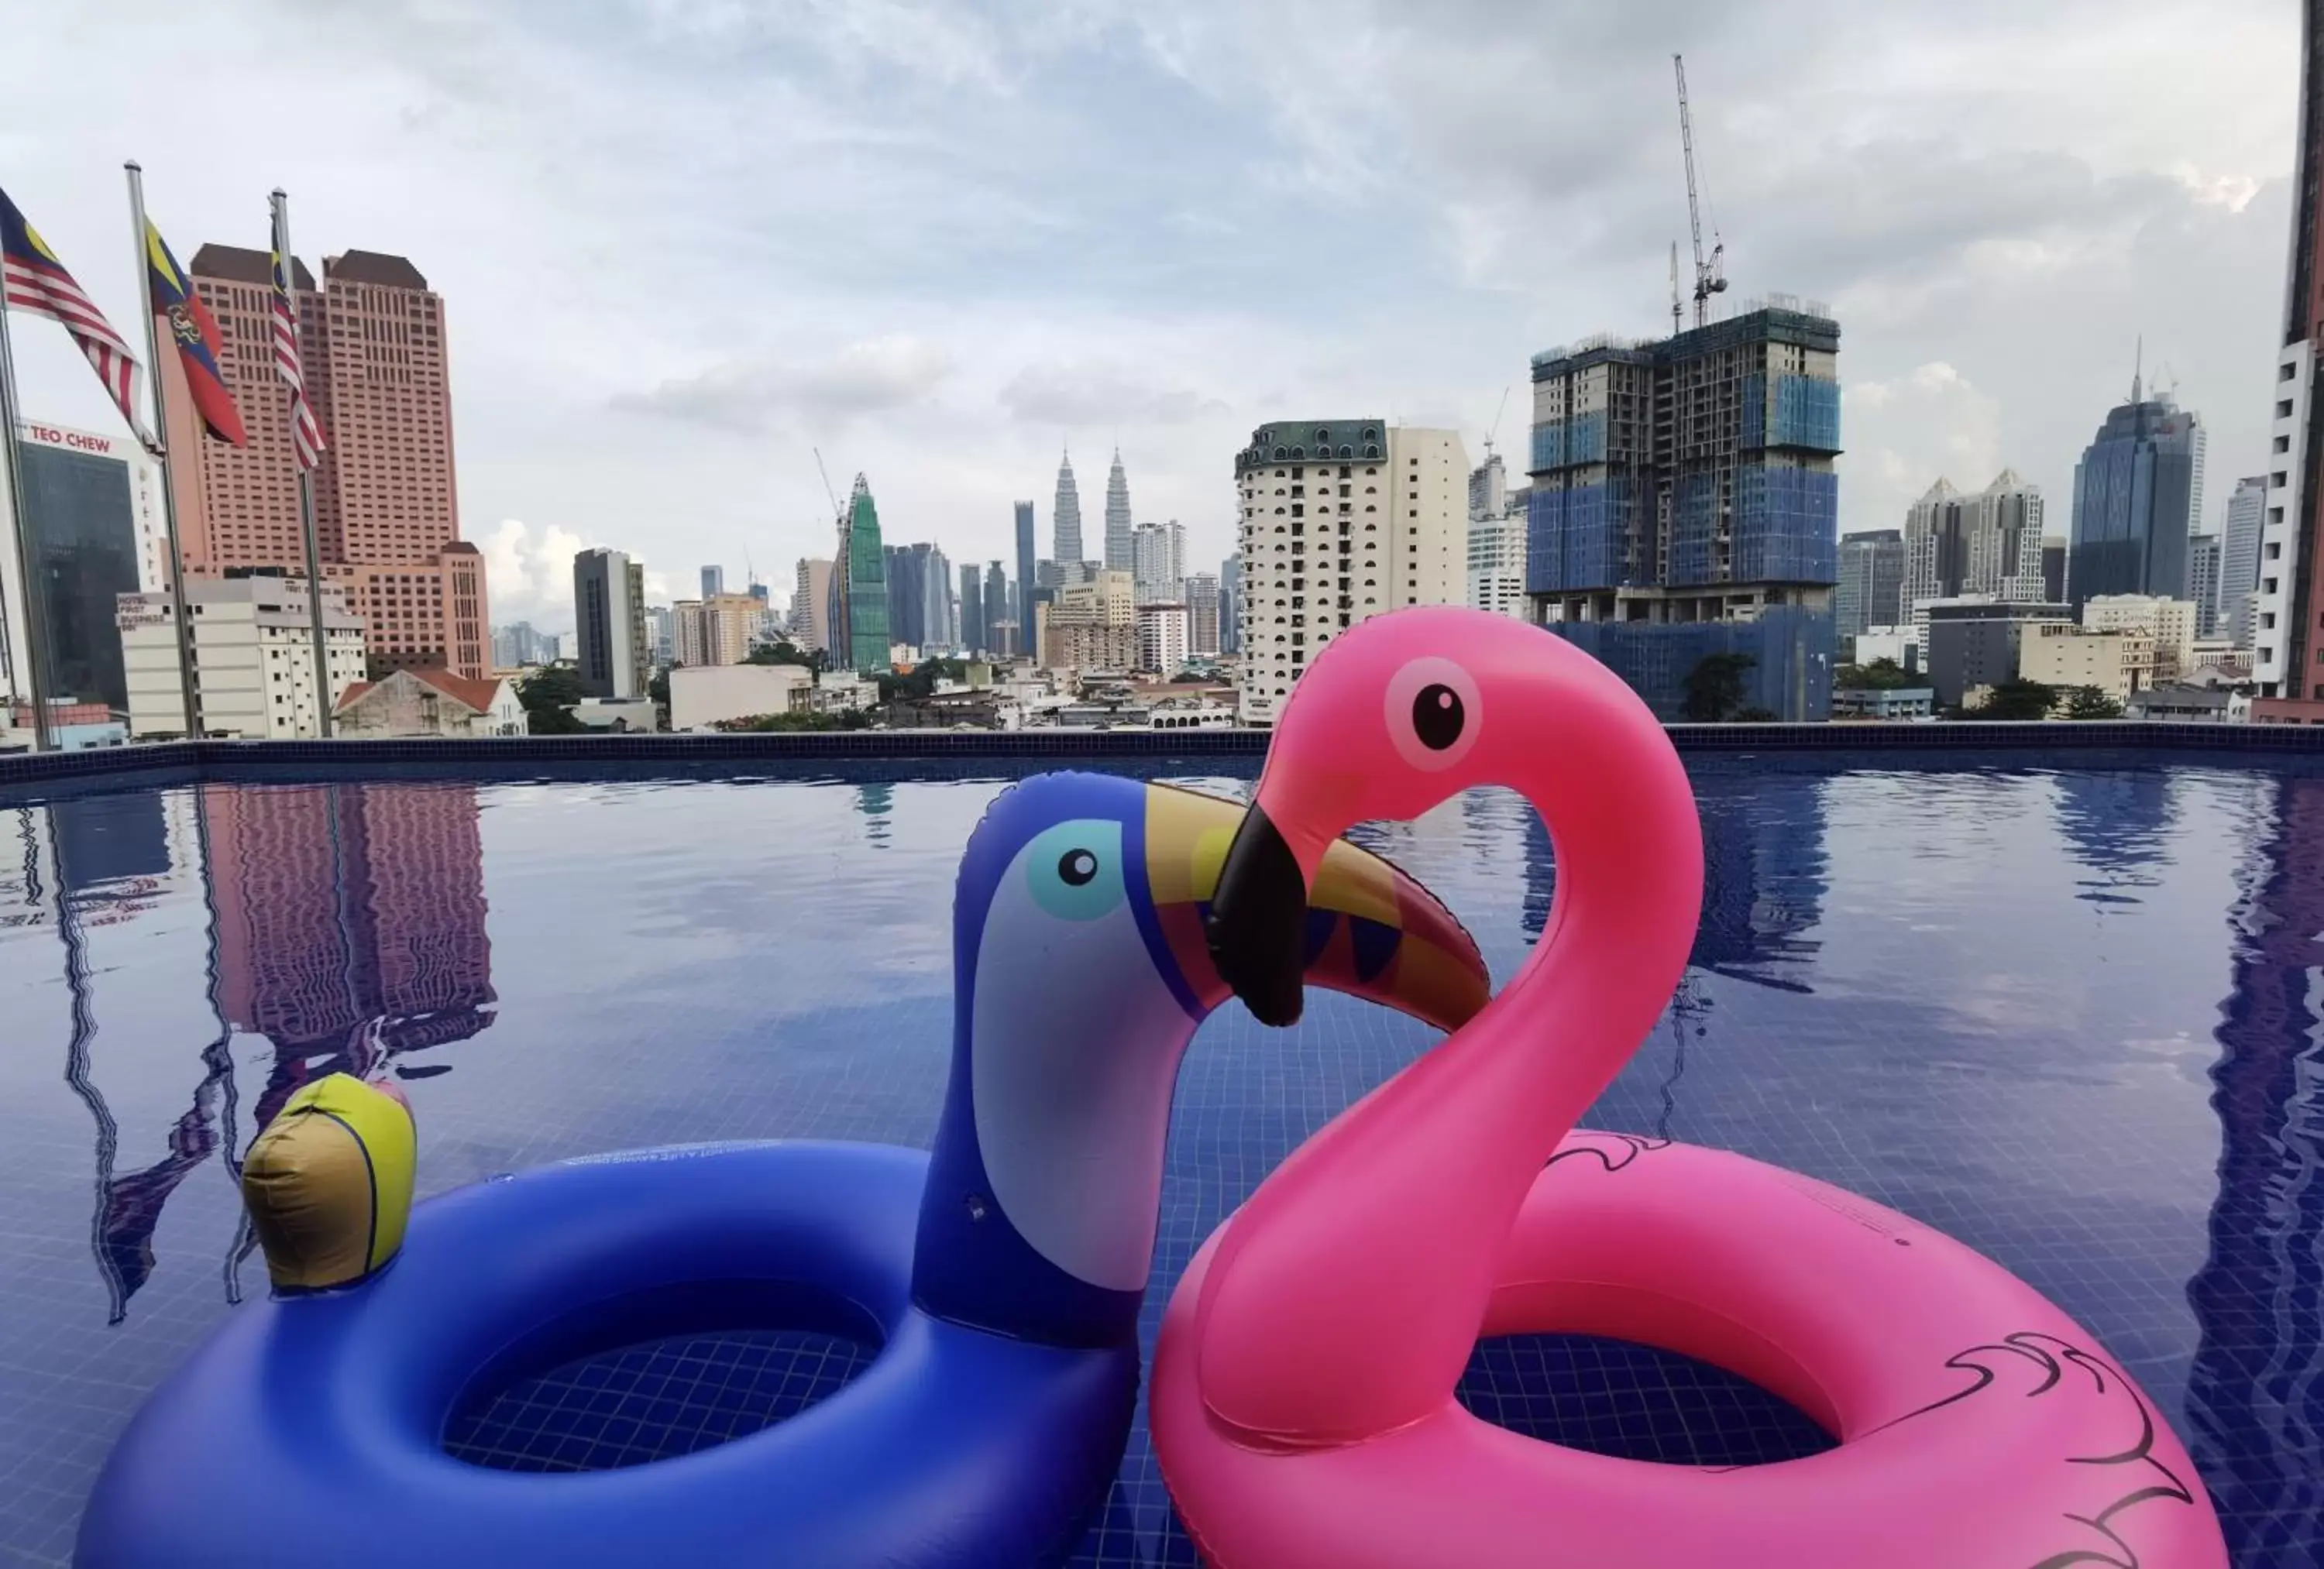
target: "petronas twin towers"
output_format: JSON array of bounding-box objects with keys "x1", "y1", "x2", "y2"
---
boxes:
[{"x1": 1050, "y1": 446, "x2": 1135, "y2": 574}]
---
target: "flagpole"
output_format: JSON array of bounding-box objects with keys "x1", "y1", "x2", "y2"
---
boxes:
[
  {"x1": 124, "y1": 163, "x2": 201, "y2": 740},
  {"x1": 0, "y1": 283, "x2": 55, "y2": 752},
  {"x1": 269, "y1": 190, "x2": 332, "y2": 739}
]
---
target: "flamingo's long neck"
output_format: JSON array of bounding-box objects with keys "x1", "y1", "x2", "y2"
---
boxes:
[{"x1": 1193, "y1": 678, "x2": 1704, "y2": 1444}]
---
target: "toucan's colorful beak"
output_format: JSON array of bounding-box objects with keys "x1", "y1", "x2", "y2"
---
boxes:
[{"x1": 1144, "y1": 784, "x2": 1488, "y2": 1032}]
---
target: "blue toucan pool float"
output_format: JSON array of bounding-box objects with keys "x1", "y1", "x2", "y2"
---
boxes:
[{"x1": 75, "y1": 773, "x2": 1487, "y2": 1569}]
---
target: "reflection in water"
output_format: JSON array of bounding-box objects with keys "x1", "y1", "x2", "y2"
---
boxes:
[
  {"x1": 2052, "y1": 767, "x2": 2178, "y2": 906},
  {"x1": 24, "y1": 784, "x2": 497, "y2": 1320},
  {"x1": 1519, "y1": 775, "x2": 1830, "y2": 991},
  {"x1": 2186, "y1": 776, "x2": 2324, "y2": 1559},
  {"x1": 855, "y1": 782, "x2": 894, "y2": 847},
  {"x1": 1516, "y1": 774, "x2": 1831, "y2": 1136}
]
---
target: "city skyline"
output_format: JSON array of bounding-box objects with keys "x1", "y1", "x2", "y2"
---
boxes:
[{"x1": 2, "y1": 2, "x2": 2298, "y2": 634}]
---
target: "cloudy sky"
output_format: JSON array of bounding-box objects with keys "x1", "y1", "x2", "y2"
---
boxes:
[{"x1": 2, "y1": 0, "x2": 2303, "y2": 630}]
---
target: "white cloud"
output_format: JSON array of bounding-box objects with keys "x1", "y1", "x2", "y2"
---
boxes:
[
  {"x1": 481, "y1": 518, "x2": 588, "y2": 632},
  {"x1": 614, "y1": 335, "x2": 954, "y2": 435},
  {"x1": 1, "y1": 0, "x2": 2305, "y2": 605},
  {"x1": 998, "y1": 360, "x2": 1229, "y2": 427}
]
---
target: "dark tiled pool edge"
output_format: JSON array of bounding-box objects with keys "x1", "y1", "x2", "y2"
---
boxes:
[{"x1": 2, "y1": 721, "x2": 2318, "y2": 788}]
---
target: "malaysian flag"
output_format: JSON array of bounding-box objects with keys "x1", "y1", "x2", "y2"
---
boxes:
[
  {"x1": 1, "y1": 186, "x2": 144, "y2": 435},
  {"x1": 269, "y1": 245, "x2": 325, "y2": 468}
]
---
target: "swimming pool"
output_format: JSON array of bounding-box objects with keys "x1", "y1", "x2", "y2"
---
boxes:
[{"x1": 0, "y1": 754, "x2": 2317, "y2": 1565}]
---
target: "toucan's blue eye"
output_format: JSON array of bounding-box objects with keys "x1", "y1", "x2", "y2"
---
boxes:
[{"x1": 1025, "y1": 819, "x2": 1126, "y2": 922}]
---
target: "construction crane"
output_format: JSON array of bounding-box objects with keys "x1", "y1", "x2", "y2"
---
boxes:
[
  {"x1": 1482, "y1": 385, "x2": 1511, "y2": 462},
  {"x1": 1669, "y1": 241, "x2": 1683, "y2": 335},
  {"x1": 813, "y1": 446, "x2": 844, "y2": 523},
  {"x1": 1674, "y1": 53, "x2": 1727, "y2": 328}
]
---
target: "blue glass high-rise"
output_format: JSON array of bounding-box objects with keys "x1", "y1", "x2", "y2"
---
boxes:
[{"x1": 2067, "y1": 386, "x2": 2205, "y2": 610}]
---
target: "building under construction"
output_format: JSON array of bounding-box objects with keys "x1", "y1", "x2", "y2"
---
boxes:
[{"x1": 1525, "y1": 297, "x2": 1842, "y2": 721}]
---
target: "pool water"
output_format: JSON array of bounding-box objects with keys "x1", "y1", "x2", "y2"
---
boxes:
[{"x1": 0, "y1": 755, "x2": 2319, "y2": 1565}]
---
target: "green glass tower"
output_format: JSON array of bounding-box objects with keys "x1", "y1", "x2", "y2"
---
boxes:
[{"x1": 841, "y1": 473, "x2": 890, "y2": 671}]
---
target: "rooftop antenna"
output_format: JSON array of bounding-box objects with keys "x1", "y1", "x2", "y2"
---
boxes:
[
  {"x1": 1674, "y1": 53, "x2": 1728, "y2": 329},
  {"x1": 2132, "y1": 335, "x2": 2144, "y2": 403}
]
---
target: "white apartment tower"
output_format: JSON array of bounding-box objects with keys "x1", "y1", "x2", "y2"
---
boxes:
[
  {"x1": 2219, "y1": 476, "x2": 2267, "y2": 647},
  {"x1": 1466, "y1": 450, "x2": 1528, "y2": 620},
  {"x1": 1234, "y1": 419, "x2": 1470, "y2": 725},
  {"x1": 1133, "y1": 519, "x2": 1187, "y2": 605}
]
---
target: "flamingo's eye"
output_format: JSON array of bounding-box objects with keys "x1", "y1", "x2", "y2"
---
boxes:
[
  {"x1": 1384, "y1": 657, "x2": 1481, "y2": 772},
  {"x1": 1413, "y1": 685, "x2": 1463, "y2": 750}
]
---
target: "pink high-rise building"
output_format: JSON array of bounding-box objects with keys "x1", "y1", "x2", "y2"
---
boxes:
[{"x1": 163, "y1": 245, "x2": 489, "y2": 681}]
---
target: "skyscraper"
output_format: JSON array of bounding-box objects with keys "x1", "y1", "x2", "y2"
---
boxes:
[
  {"x1": 1219, "y1": 555, "x2": 1242, "y2": 656},
  {"x1": 884, "y1": 544, "x2": 923, "y2": 648},
  {"x1": 1528, "y1": 301, "x2": 1841, "y2": 721},
  {"x1": 174, "y1": 247, "x2": 489, "y2": 679},
  {"x1": 1053, "y1": 449, "x2": 1084, "y2": 566},
  {"x1": 792, "y1": 557, "x2": 832, "y2": 654},
  {"x1": 1903, "y1": 471, "x2": 2044, "y2": 610},
  {"x1": 1184, "y1": 572, "x2": 1222, "y2": 655},
  {"x1": 827, "y1": 475, "x2": 889, "y2": 672},
  {"x1": 985, "y1": 559, "x2": 1014, "y2": 655},
  {"x1": 2220, "y1": 476, "x2": 2267, "y2": 648},
  {"x1": 1013, "y1": 502, "x2": 1037, "y2": 637},
  {"x1": 959, "y1": 563, "x2": 984, "y2": 657},
  {"x1": 2068, "y1": 382, "x2": 2204, "y2": 610},
  {"x1": 700, "y1": 566, "x2": 724, "y2": 599},
  {"x1": 1132, "y1": 519, "x2": 1186, "y2": 604},
  {"x1": 920, "y1": 544, "x2": 953, "y2": 651},
  {"x1": 2188, "y1": 534, "x2": 2223, "y2": 640},
  {"x1": 572, "y1": 548, "x2": 649, "y2": 700},
  {"x1": 1104, "y1": 449, "x2": 1134, "y2": 572},
  {"x1": 1835, "y1": 529, "x2": 1905, "y2": 644}
]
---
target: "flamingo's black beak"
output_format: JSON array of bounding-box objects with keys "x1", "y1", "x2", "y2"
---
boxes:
[{"x1": 1205, "y1": 804, "x2": 1311, "y2": 1028}]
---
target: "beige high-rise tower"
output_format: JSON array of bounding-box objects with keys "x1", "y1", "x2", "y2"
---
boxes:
[{"x1": 1232, "y1": 421, "x2": 1469, "y2": 725}]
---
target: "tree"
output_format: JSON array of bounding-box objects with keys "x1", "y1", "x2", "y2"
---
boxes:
[
  {"x1": 1965, "y1": 678, "x2": 2058, "y2": 721},
  {"x1": 745, "y1": 642, "x2": 824, "y2": 675},
  {"x1": 1734, "y1": 706, "x2": 1779, "y2": 723},
  {"x1": 1834, "y1": 658, "x2": 1920, "y2": 692},
  {"x1": 2063, "y1": 685, "x2": 2123, "y2": 720},
  {"x1": 1681, "y1": 653, "x2": 1758, "y2": 722},
  {"x1": 517, "y1": 665, "x2": 587, "y2": 735},
  {"x1": 709, "y1": 709, "x2": 871, "y2": 733},
  {"x1": 648, "y1": 667, "x2": 672, "y2": 707}
]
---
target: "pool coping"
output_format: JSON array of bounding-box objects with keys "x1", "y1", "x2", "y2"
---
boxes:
[{"x1": 1, "y1": 720, "x2": 2319, "y2": 788}]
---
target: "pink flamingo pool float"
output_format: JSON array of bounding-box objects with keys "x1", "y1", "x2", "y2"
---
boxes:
[{"x1": 1154, "y1": 607, "x2": 2228, "y2": 1568}]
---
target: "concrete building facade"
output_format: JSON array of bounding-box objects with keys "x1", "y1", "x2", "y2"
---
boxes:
[
  {"x1": 119, "y1": 572, "x2": 366, "y2": 739},
  {"x1": 2020, "y1": 623, "x2": 2156, "y2": 707},
  {"x1": 1921, "y1": 600, "x2": 2073, "y2": 709},
  {"x1": 1136, "y1": 603, "x2": 1188, "y2": 674},
  {"x1": 2082, "y1": 593, "x2": 2198, "y2": 682},
  {"x1": 1235, "y1": 420, "x2": 1468, "y2": 724}
]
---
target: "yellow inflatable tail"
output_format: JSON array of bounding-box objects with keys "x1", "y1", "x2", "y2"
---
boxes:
[{"x1": 241, "y1": 1073, "x2": 417, "y2": 1292}]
